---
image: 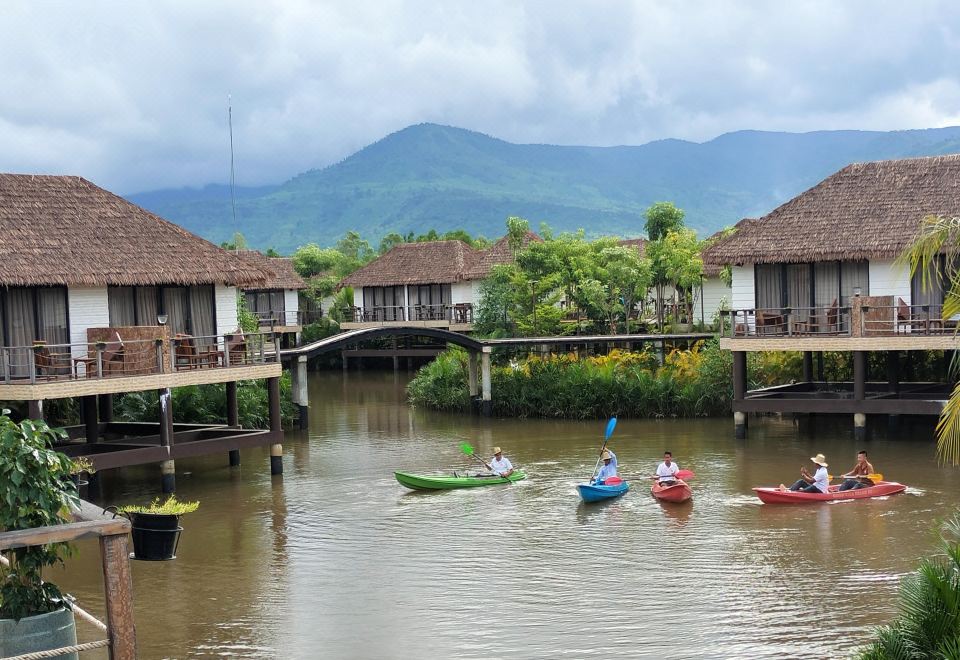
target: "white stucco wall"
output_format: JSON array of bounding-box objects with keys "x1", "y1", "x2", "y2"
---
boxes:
[
  {"x1": 215, "y1": 285, "x2": 239, "y2": 335},
  {"x1": 450, "y1": 281, "x2": 477, "y2": 305},
  {"x1": 700, "y1": 277, "x2": 731, "y2": 325},
  {"x1": 67, "y1": 287, "x2": 110, "y2": 359},
  {"x1": 868, "y1": 259, "x2": 911, "y2": 304},
  {"x1": 730, "y1": 265, "x2": 754, "y2": 310},
  {"x1": 353, "y1": 288, "x2": 364, "y2": 309}
]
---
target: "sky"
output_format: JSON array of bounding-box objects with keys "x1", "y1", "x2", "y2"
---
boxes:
[{"x1": 3, "y1": 0, "x2": 960, "y2": 194}]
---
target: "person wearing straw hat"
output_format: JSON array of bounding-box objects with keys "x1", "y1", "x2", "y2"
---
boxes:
[
  {"x1": 593, "y1": 449, "x2": 618, "y2": 484},
  {"x1": 488, "y1": 447, "x2": 514, "y2": 478},
  {"x1": 783, "y1": 454, "x2": 830, "y2": 493}
]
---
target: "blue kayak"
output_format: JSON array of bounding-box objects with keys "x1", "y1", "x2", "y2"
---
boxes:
[{"x1": 577, "y1": 480, "x2": 630, "y2": 503}]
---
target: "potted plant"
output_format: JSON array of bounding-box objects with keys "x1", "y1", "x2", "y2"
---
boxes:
[
  {"x1": 0, "y1": 411, "x2": 80, "y2": 659},
  {"x1": 117, "y1": 496, "x2": 198, "y2": 561},
  {"x1": 69, "y1": 456, "x2": 96, "y2": 488}
]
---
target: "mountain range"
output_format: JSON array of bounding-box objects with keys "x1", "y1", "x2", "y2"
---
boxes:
[{"x1": 126, "y1": 123, "x2": 960, "y2": 254}]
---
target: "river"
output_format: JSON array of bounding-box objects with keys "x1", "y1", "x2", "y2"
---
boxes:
[{"x1": 58, "y1": 371, "x2": 960, "y2": 659}]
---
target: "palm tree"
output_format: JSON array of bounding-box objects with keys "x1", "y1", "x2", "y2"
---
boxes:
[
  {"x1": 856, "y1": 513, "x2": 960, "y2": 659},
  {"x1": 898, "y1": 214, "x2": 960, "y2": 466}
]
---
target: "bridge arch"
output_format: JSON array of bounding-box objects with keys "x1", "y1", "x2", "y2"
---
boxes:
[{"x1": 280, "y1": 325, "x2": 484, "y2": 362}]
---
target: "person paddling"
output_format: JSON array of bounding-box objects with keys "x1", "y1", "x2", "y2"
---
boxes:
[
  {"x1": 782, "y1": 454, "x2": 830, "y2": 493},
  {"x1": 593, "y1": 449, "x2": 617, "y2": 484},
  {"x1": 838, "y1": 450, "x2": 875, "y2": 491},
  {"x1": 653, "y1": 451, "x2": 680, "y2": 485},
  {"x1": 487, "y1": 447, "x2": 514, "y2": 478}
]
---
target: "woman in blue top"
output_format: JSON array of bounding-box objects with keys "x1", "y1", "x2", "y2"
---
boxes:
[{"x1": 594, "y1": 449, "x2": 618, "y2": 484}]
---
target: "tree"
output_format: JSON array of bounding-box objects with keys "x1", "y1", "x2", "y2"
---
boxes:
[
  {"x1": 655, "y1": 228, "x2": 703, "y2": 325},
  {"x1": 600, "y1": 245, "x2": 653, "y2": 333},
  {"x1": 645, "y1": 201, "x2": 687, "y2": 329},
  {"x1": 899, "y1": 214, "x2": 960, "y2": 465},
  {"x1": 378, "y1": 232, "x2": 405, "y2": 255},
  {"x1": 292, "y1": 244, "x2": 347, "y2": 278},
  {"x1": 220, "y1": 232, "x2": 248, "y2": 251},
  {"x1": 644, "y1": 202, "x2": 685, "y2": 242},
  {"x1": 335, "y1": 231, "x2": 376, "y2": 267},
  {"x1": 506, "y1": 216, "x2": 530, "y2": 255}
]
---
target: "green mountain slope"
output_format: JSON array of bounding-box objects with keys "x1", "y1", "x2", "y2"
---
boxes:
[{"x1": 127, "y1": 123, "x2": 960, "y2": 253}]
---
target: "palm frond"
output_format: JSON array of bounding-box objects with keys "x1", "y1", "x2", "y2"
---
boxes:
[{"x1": 936, "y1": 380, "x2": 960, "y2": 466}]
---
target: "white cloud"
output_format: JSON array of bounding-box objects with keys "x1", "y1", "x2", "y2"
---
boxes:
[{"x1": 1, "y1": 0, "x2": 959, "y2": 192}]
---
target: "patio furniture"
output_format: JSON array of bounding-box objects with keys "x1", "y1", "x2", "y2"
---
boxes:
[
  {"x1": 174, "y1": 334, "x2": 219, "y2": 370},
  {"x1": 74, "y1": 331, "x2": 125, "y2": 378},
  {"x1": 224, "y1": 332, "x2": 249, "y2": 366},
  {"x1": 755, "y1": 310, "x2": 785, "y2": 335},
  {"x1": 33, "y1": 344, "x2": 71, "y2": 380},
  {"x1": 809, "y1": 299, "x2": 840, "y2": 334}
]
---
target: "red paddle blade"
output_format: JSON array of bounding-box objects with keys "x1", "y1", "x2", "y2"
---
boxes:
[
  {"x1": 604, "y1": 476, "x2": 623, "y2": 485},
  {"x1": 676, "y1": 470, "x2": 695, "y2": 480}
]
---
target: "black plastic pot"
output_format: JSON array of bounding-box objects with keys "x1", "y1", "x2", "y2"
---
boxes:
[{"x1": 127, "y1": 512, "x2": 182, "y2": 561}]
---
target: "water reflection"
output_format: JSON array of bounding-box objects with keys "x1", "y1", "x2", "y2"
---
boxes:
[{"x1": 53, "y1": 371, "x2": 960, "y2": 659}]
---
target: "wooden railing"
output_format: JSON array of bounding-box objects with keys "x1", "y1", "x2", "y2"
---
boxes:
[{"x1": 0, "y1": 500, "x2": 136, "y2": 659}]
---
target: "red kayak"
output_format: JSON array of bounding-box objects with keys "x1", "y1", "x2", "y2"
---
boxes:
[
  {"x1": 753, "y1": 480, "x2": 907, "y2": 504},
  {"x1": 651, "y1": 479, "x2": 692, "y2": 503}
]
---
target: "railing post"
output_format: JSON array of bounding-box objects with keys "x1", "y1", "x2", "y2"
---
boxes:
[
  {"x1": 223, "y1": 334, "x2": 232, "y2": 367},
  {"x1": 2, "y1": 348, "x2": 9, "y2": 384},
  {"x1": 100, "y1": 532, "x2": 137, "y2": 659},
  {"x1": 155, "y1": 339, "x2": 164, "y2": 374},
  {"x1": 169, "y1": 339, "x2": 177, "y2": 372}
]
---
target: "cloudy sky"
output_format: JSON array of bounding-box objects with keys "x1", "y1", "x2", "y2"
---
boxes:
[{"x1": 3, "y1": 1, "x2": 960, "y2": 194}]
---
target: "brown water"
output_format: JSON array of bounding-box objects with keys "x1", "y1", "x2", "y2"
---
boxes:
[{"x1": 57, "y1": 371, "x2": 960, "y2": 659}]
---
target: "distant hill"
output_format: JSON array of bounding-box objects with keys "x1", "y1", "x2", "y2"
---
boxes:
[{"x1": 127, "y1": 123, "x2": 960, "y2": 253}]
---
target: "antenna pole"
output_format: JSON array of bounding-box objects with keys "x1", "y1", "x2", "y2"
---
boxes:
[{"x1": 228, "y1": 95, "x2": 237, "y2": 226}]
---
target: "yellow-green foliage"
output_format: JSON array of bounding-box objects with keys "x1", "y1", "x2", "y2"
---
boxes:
[{"x1": 118, "y1": 495, "x2": 199, "y2": 516}]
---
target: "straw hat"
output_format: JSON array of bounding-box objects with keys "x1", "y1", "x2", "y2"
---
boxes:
[
  {"x1": 492, "y1": 447, "x2": 502, "y2": 455},
  {"x1": 810, "y1": 453, "x2": 828, "y2": 467},
  {"x1": 601, "y1": 450, "x2": 612, "y2": 461}
]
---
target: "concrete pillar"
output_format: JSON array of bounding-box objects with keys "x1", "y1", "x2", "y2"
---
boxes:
[
  {"x1": 802, "y1": 352, "x2": 813, "y2": 383},
  {"x1": 468, "y1": 352, "x2": 479, "y2": 398},
  {"x1": 296, "y1": 356, "x2": 309, "y2": 431},
  {"x1": 226, "y1": 381, "x2": 240, "y2": 466},
  {"x1": 268, "y1": 376, "x2": 283, "y2": 475},
  {"x1": 160, "y1": 459, "x2": 176, "y2": 494},
  {"x1": 853, "y1": 351, "x2": 866, "y2": 401},
  {"x1": 27, "y1": 400, "x2": 43, "y2": 420},
  {"x1": 734, "y1": 411, "x2": 747, "y2": 440},
  {"x1": 854, "y1": 413, "x2": 867, "y2": 442},
  {"x1": 480, "y1": 348, "x2": 492, "y2": 417},
  {"x1": 98, "y1": 393, "x2": 113, "y2": 423},
  {"x1": 82, "y1": 395, "x2": 99, "y2": 444}
]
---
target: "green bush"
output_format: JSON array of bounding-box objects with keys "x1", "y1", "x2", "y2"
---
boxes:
[{"x1": 409, "y1": 341, "x2": 738, "y2": 419}]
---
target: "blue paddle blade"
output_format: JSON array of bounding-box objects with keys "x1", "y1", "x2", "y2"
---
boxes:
[
  {"x1": 459, "y1": 443, "x2": 475, "y2": 456},
  {"x1": 605, "y1": 417, "x2": 617, "y2": 439}
]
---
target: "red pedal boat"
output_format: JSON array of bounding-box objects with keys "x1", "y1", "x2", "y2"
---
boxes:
[
  {"x1": 753, "y1": 480, "x2": 907, "y2": 504},
  {"x1": 651, "y1": 479, "x2": 692, "y2": 503}
]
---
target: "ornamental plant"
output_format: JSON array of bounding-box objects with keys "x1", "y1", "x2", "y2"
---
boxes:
[
  {"x1": 0, "y1": 412, "x2": 78, "y2": 621},
  {"x1": 117, "y1": 495, "x2": 199, "y2": 517}
]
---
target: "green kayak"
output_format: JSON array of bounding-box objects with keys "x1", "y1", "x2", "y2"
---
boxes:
[{"x1": 395, "y1": 470, "x2": 526, "y2": 490}]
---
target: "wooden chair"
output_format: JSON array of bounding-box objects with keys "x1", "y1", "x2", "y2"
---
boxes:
[
  {"x1": 755, "y1": 310, "x2": 785, "y2": 335},
  {"x1": 33, "y1": 344, "x2": 71, "y2": 380},
  {"x1": 224, "y1": 332, "x2": 249, "y2": 366},
  {"x1": 811, "y1": 299, "x2": 840, "y2": 334},
  {"x1": 896, "y1": 297, "x2": 918, "y2": 333}
]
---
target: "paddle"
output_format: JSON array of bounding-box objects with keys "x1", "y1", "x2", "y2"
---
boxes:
[
  {"x1": 589, "y1": 417, "x2": 618, "y2": 483},
  {"x1": 459, "y1": 443, "x2": 510, "y2": 481},
  {"x1": 651, "y1": 469, "x2": 695, "y2": 481},
  {"x1": 830, "y1": 472, "x2": 883, "y2": 482}
]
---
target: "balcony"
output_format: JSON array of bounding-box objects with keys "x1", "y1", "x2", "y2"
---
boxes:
[
  {"x1": 0, "y1": 330, "x2": 282, "y2": 400},
  {"x1": 341, "y1": 303, "x2": 474, "y2": 330},
  {"x1": 252, "y1": 309, "x2": 302, "y2": 332},
  {"x1": 719, "y1": 296, "x2": 960, "y2": 351}
]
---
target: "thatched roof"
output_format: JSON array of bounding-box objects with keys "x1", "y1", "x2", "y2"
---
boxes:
[
  {"x1": 462, "y1": 231, "x2": 542, "y2": 279},
  {"x1": 0, "y1": 174, "x2": 268, "y2": 287},
  {"x1": 232, "y1": 251, "x2": 307, "y2": 290},
  {"x1": 341, "y1": 240, "x2": 478, "y2": 287},
  {"x1": 701, "y1": 155, "x2": 960, "y2": 265},
  {"x1": 341, "y1": 232, "x2": 541, "y2": 288}
]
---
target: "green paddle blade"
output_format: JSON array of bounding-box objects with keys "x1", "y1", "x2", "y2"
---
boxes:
[{"x1": 459, "y1": 443, "x2": 475, "y2": 456}]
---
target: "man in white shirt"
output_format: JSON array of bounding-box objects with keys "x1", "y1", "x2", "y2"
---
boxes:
[
  {"x1": 654, "y1": 451, "x2": 680, "y2": 484},
  {"x1": 785, "y1": 454, "x2": 830, "y2": 493},
  {"x1": 594, "y1": 449, "x2": 617, "y2": 484},
  {"x1": 487, "y1": 447, "x2": 514, "y2": 477}
]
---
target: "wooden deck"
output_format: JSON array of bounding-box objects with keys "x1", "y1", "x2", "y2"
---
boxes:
[
  {"x1": 721, "y1": 335, "x2": 960, "y2": 351},
  {"x1": 0, "y1": 362, "x2": 281, "y2": 400}
]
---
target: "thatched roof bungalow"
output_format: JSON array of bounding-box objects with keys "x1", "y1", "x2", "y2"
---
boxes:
[
  {"x1": 339, "y1": 232, "x2": 540, "y2": 327},
  {"x1": 701, "y1": 155, "x2": 960, "y2": 315},
  {"x1": 232, "y1": 250, "x2": 306, "y2": 328},
  {"x1": 0, "y1": 174, "x2": 270, "y2": 365}
]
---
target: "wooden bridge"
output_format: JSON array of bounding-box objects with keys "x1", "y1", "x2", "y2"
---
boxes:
[{"x1": 279, "y1": 327, "x2": 712, "y2": 420}]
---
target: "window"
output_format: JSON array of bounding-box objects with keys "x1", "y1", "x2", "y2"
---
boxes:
[{"x1": 0, "y1": 286, "x2": 68, "y2": 377}]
